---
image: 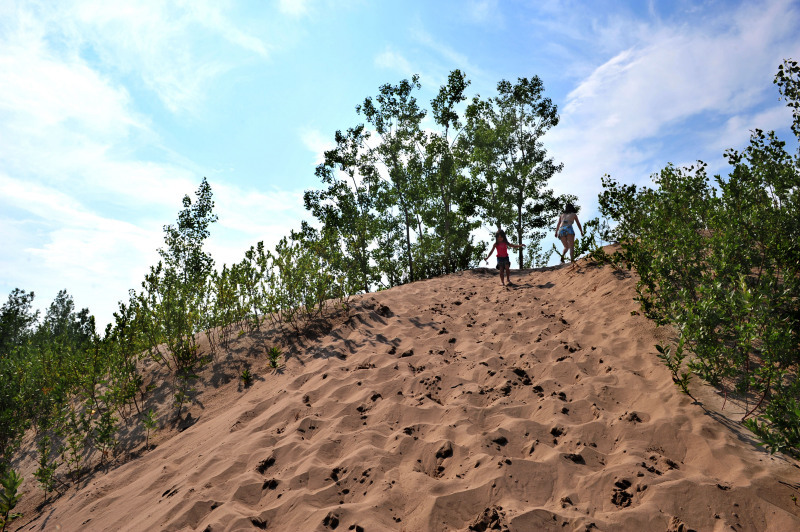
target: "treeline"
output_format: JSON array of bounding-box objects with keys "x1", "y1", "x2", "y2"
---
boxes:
[
  {"x1": 0, "y1": 71, "x2": 572, "y2": 514},
  {"x1": 597, "y1": 59, "x2": 800, "y2": 455}
]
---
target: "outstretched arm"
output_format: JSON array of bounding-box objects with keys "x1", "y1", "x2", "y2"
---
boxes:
[
  {"x1": 508, "y1": 242, "x2": 525, "y2": 249},
  {"x1": 485, "y1": 244, "x2": 497, "y2": 262}
]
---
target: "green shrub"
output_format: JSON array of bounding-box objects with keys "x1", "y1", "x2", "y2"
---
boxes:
[
  {"x1": 0, "y1": 468, "x2": 23, "y2": 532},
  {"x1": 599, "y1": 59, "x2": 800, "y2": 456},
  {"x1": 143, "y1": 409, "x2": 157, "y2": 450},
  {"x1": 264, "y1": 225, "x2": 351, "y2": 334},
  {"x1": 268, "y1": 347, "x2": 282, "y2": 369},
  {"x1": 240, "y1": 369, "x2": 253, "y2": 388}
]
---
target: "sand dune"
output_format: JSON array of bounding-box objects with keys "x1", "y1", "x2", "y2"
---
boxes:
[{"x1": 12, "y1": 258, "x2": 800, "y2": 531}]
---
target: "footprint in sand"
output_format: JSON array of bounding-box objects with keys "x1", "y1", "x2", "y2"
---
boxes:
[
  {"x1": 322, "y1": 511, "x2": 340, "y2": 529},
  {"x1": 611, "y1": 479, "x2": 633, "y2": 508}
]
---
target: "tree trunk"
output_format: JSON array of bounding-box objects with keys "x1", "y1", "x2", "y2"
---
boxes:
[
  {"x1": 403, "y1": 208, "x2": 414, "y2": 282},
  {"x1": 516, "y1": 199, "x2": 524, "y2": 269}
]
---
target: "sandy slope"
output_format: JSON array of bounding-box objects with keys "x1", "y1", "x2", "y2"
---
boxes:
[{"x1": 12, "y1": 259, "x2": 800, "y2": 531}]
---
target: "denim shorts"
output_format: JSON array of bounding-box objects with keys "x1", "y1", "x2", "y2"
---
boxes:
[
  {"x1": 496, "y1": 256, "x2": 510, "y2": 269},
  {"x1": 558, "y1": 226, "x2": 575, "y2": 237}
]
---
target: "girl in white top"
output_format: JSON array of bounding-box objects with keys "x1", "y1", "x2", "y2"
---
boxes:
[{"x1": 554, "y1": 203, "x2": 583, "y2": 269}]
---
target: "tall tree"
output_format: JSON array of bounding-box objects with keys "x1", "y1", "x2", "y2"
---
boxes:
[
  {"x1": 421, "y1": 70, "x2": 483, "y2": 275},
  {"x1": 357, "y1": 75, "x2": 427, "y2": 283},
  {"x1": 307, "y1": 70, "x2": 512, "y2": 285},
  {"x1": 137, "y1": 177, "x2": 218, "y2": 416},
  {"x1": 304, "y1": 125, "x2": 383, "y2": 293},
  {"x1": 462, "y1": 76, "x2": 564, "y2": 268},
  {"x1": 0, "y1": 289, "x2": 39, "y2": 470},
  {"x1": 160, "y1": 177, "x2": 218, "y2": 288},
  {"x1": 0, "y1": 289, "x2": 38, "y2": 357}
]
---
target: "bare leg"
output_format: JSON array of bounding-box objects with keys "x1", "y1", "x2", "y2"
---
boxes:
[
  {"x1": 559, "y1": 236, "x2": 569, "y2": 262},
  {"x1": 499, "y1": 265, "x2": 505, "y2": 285},
  {"x1": 505, "y1": 264, "x2": 513, "y2": 285},
  {"x1": 566, "y1": 234, "x2": 576, "y2": 268}
]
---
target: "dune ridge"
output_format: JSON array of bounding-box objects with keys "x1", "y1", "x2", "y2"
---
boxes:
[{"x1": 13, "y1": 259, "x2": 800, "y2": 531}]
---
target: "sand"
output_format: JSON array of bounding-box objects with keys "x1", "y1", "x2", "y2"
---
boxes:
[{"x1": 10, "y1": 257, "x2": 800, "y2": 531}]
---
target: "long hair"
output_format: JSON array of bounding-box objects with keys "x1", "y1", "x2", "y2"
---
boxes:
[
  {"x1": 495, "y1": 229, "x2": 508, "y2": 243},
  {"x1": 563, "y1": 203, "x2": 577, "y2": 214}
]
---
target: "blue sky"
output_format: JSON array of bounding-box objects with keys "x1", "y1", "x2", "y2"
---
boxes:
[{"x1": 2, "y1": 0, "x2": 799, "y2": 327}]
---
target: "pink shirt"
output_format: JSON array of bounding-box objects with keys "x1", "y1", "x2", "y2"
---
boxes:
[{"x1": 496, "y1": 242, "x2": 509, "y2": 258}]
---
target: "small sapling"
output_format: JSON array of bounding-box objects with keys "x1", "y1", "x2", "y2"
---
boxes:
[
  {"x1": 0, "y1": 468, "x2": 23, "y2": 532},
  {"x1": 143, "y1": 409, "x2": 157, "y2": 449},
  {"x1": 240, "y1": 368, "x2": 253, "y2": 388},
  {"x1": 268, "y1": 346, "x2": 282, "y2": 369}
]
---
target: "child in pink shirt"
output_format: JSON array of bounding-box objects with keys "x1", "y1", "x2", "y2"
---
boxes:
[{"x1": 484, "y1": 229, "x2": 525, "y2": 286}]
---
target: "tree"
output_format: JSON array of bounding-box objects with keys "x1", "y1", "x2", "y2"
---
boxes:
[
  {"x1": 357, "y1": 75, "x2": 428, "y2": 283},
  {"x1": 0, "y1": 289, "x2": 37, "y2": 358},
  {"x1": 264, "y1": 222, "x2": 351, "y2": 332},
  {"x1": 304, "y1": 125, "x2": 383, "y2": 293},
  {"x1": 776, "y1": 59, "x2": 800, "y2": 136},
  {"x1": 0, "y1": 290, "x2": 39, "y2": 470},
  {"x1": 420, "y1": 70, "x2": 483, "y2": 275},
  {"x1": 160, "y1": 177, "x2": 218, "y2": 287},
  {"x1": 37, "y1": 290, "x2": 95, "y2": 350},
  {"x1": 136, "y1": 177, "x2": 218, "y2": 416},
  {"x1": 462, "y1": 76, "x2": 564, "y2": 268}
]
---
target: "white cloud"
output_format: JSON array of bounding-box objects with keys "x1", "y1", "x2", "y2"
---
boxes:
[
  {"x1": 0, "y1": 47, "x2": 138, "y2": 138},
  {"x1": 412, "y1": 29, "x2": 473, "y2": 72},
  {"x1": 544, "y1": 0, "x2": 800, "y2": 215},
  {"x1": 189, "y1": 2, "x2": 270, "y2": 56},
  {"x1": 375, "y1": 48, "x2": 415, "y2": 78},
  {"x1": 465, "y1": 0, "x2": 503, "y2": 27},
  {"x1": 214, "y1": 181, "x2": 306, "y2": 235},
  {"x1": 0, "y1": 0, "x2": 271, "y2": 206},
  {"x1": 0, "y1": 0, "x2": 274, "y2": 327},
  {"x1": 377, "y1": 24, "x2": 489, "y2": 91},
  {"x1": 38, "y1": 0, "x2": 270, "y2": 114},
  {"x1": 710, "y1": 104, "x2": 795, "y2": 153},
  {"x1": 277, "y1": 0, "x2": 311, "y2": 17},
  {"x1": 204, "y1": 180, "x2": 309, "y2": 273},
  {"x1": 299, "y1": 127, "x2": 335, "y2": 165},
  {"x1": 411, "y1": 27, "x2": 489, "y2": 88},
  {"x1": 1, "y1": 174, "x2": 100, "y2": 227},
  {"x1": 0, "y1": 173, "x2": 163, "y2": 326}
]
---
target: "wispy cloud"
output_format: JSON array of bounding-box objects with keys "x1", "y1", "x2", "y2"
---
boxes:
[
  {"x1": 412, "y1": 28, "x2": 484, "y2": 76},
  {"x1": 299, "y1": 127, "x2": 335, "y2": 165},
  {"x1": 0, "y1": 0, "x2": 275, "y2": 325},
  {"x1": 464, "y1": 0, "x2": 504, "y2": 27},
  {"x1": 375, "y1": 30, "x2": 488, "y2": 95},
  {"x1": 0, "y1": 3, "x2": 197, "y2": 209},
  {"x1": 275, "y1": 0, "x2": 361, "y2": 19},
  {"x1": 710, "y1": 105, "x2": 795, "y2": 153},
  {"x1": 545, "y1": 0, "x2": 800, "y2": 211},
  {"x1": 277, "y1": 0, "x2": 312, "y2": 17},
  {"x1": 207, "y1": 181, "x2": 308, "y2": 270},
  {"x1": 0, "y1": 173, "x2": 163, "y2": 323},
  {"x1": 42, "y1": 0, "x2": 270, "y2": 114},
  {"x1": 375, "y1": 47, "x2": 416, "y2": 78}
]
